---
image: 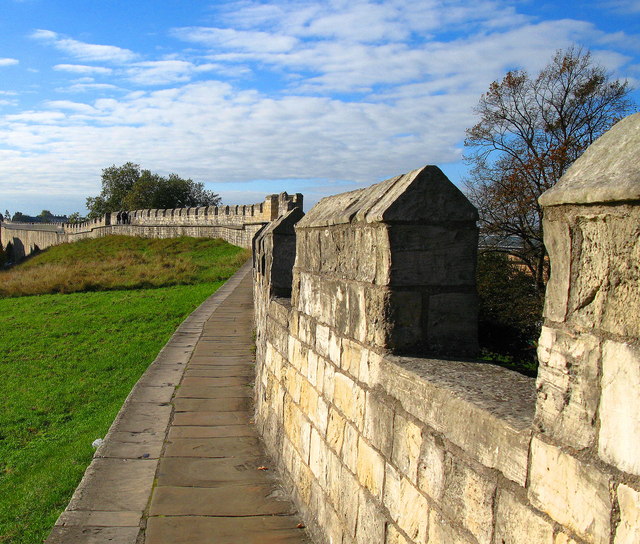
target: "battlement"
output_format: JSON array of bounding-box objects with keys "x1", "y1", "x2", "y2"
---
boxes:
[
  {"x1": 1, "y1": 192, "x2": 303, "y2": 261},
  {"x1": 252, "y1": 114, "x2": 640, "y2": 544}
]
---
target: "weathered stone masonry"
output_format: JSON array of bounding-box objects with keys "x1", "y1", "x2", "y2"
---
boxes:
[
  {"x1": 253, "y1": 113, "x2": 640, "y2": 544},
  {"x1": 0, "y1": 192, "x2": 302, "y2": 261}
]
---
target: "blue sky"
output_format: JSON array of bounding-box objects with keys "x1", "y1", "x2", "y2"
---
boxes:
[{"x1": 0, "y1": 0, "x2": 638, "y2": 215}]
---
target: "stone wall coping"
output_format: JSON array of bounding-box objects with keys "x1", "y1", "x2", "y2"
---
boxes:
[
  {"x1": 384, "y1": 355, "x2": 536, "y2": 431},
  {"x1": 540, "y1": 113, "x2": 640, "y2": 207},
  {"x1": 377, "y1": 354, "x2": 535, "y2": 484},
  {"x1": 298, "y1": 165, "x2": 477, "y2": 228},
  {"x1": 2, "y1": 222, "x2": 64, "y2": 232}
]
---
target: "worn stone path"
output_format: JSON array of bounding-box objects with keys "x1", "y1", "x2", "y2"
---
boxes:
[{"x1": 47, "y1": 261, "x2": 309, "y2": 544}]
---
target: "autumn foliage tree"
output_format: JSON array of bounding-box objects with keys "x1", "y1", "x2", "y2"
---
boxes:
[{"x1": 464, "y1": 47, "x2": 635, "y2": 292}]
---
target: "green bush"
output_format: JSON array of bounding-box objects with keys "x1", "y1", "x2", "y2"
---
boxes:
[{"x1": 476, "y1": 251, "x2": 543, "y2": 375}]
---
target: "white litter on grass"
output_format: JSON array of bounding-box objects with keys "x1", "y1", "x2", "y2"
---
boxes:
[{"x1": 92, "y1": 438, "x2": 104, "y2": 449}]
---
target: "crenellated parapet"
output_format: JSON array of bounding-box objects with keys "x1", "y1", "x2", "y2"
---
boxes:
[
  {"x1": 1, "y1": 192, "x2": 303, "y2": 261},
  {"x1": 252, "y1": 114, "x2": 640, "y2": 544}
]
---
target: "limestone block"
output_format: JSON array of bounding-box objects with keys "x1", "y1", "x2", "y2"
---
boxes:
[
  {"x1": 494, "y1": 489, "x2": 554, "y2": 544},
  {"x1": 417, "y1": 434, "x2": 446, "y2": 501},
  {"x1": 441, "y1": 457, "x2": 496, "y2": 544},
  {"x1": 338, "y1": 466, "x2": 361, "y2": 537},
  {"x1": 300, "y1": 418, "x2": 312, "y2": 464},
  {"x1": 529, "y1": 437, "x2": 612, "y2": 544},
  {"x1": 315, "y1": 500, "x2": 344, "y2": 544},
  {"x1": 309, "y1": 427, "x2": 328, "y2": 486},
  {"x1": 363, "y1": 393, "x2": 395, "y2": 458},
  {"x1": 327, "y1": 408, "x2": 347, "y2": 454},
  {"x1": 316, "y1": 323, "x2": 331, "y2": 359},
  {"x1": 306, "y1": 349, "x2": 319, "y2": 387},
  {"x1": 356, "y1": 437, "x2": 386, "y2": 499},
  {"x1": 326, "y1": 450, "x2": 359, "y2": 537},
  {"x1": 542, "y1": 218, "x2": 571, "y2": 322},
  {"x1": 323, "y1": 361, "x2": 336, "y2": 403},
  {"x1": 388, "y1": 225, "x2": 478, "y2": 286},
  {"x1": 535, "y1": 329, "x2": 600, "y2": 449},
  {"x1": 289, "y1": 337, "x2": 309, "y2": 376},
  {"x1": 383, "y1": 465, "x2": 429, "y2": 542},
  {"x1": 567, "y1": 210, "x2": 640, "y2": 338},
  {"x1": 384, "y1": 463, "x2": 403, "y2": 527},
  {"x1": 297, "y1": 312, "x2": 315, "y2": 346},
  {"x1": 386, "y1": 525, "x2": 412, "y2": 544},
  {"x1": 388, "y1": 290, "x2": 424, "y2": 350},
  {"x1": 329, "y1": 330, "x2": 342, "y2": 367},
  {"x1": 333, "y1": 372, "x2": 365, "y2": 428},
  {"x1": 615, "y1": 484, "x2": 640, "y2": 544},
  {"x1": 299, "y1": 378, "x2": 319, "y2": 420},
  {"x1": 347, "y1": 282, "x2": 370, "y2": 344},
  {"x1": 392, "y1": 413, "x2": 423, "y2": 483},
  {"x1": 555, "y1": 534, "x2": 580, "y2": 544},
  {"x1": 428, "y1": 511, "x2": 474, "y2": 544},
  {"x1": 599, "y1": 341, "x2": 640, "y2": 475},
  {"x1": 266, "y1": 317, "x2": 289, "y2": 356},
  {"x1": 316, "y1": 355, "x2": 327, "y2": 396},
  {"x1": 283, "y1": 364, "x2": 301, "y2": 403},
  {"x1": 426, "y1": 293, "x2": 478, "y2": 355},
  {"x1": 342, "y1": 422, "x2": 359, "y2": 474},
  {"x1": 342, "y1": 338, "x2": 366, "y2": 380},
  {"x1": 356, "y1": 488, "x2": 386, "y2": 544},
  {"x1": 359, "y1": 350, "x2": 382, "y2": 388},
  {"x1": 315, "y1": 396, "x2": 329, "y2": 436}
]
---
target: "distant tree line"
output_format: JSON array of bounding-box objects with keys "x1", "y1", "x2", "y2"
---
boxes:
[
  {"x1": 86, "y1": 163, "x2": 221, "y2": 219},
  {"x1": 3, "y1": 210, "x2": 75, "y2": 224}
]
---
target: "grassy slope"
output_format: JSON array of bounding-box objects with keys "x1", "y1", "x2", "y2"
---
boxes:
[{"x1": 0, "y1": 237, "x2": 250, "y2": 543}]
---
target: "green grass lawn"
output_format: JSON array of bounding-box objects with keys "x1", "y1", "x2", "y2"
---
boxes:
[{"x1": 0, "y1": 237, "x2": 250, "y2": 543}]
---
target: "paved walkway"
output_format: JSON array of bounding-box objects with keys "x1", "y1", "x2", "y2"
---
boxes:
[{"x1": 47, "y1": 261, "x2": 309, "y2": 544}]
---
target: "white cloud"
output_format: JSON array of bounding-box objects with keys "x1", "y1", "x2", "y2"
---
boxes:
[
  {"x1": 174, "y1": 26, "x2": 298, "y2": 53},
  {"x1": 0, "y1": 58, "x2": 19, "y2": 66},
  {"x1": 125, "y1": 60, "x2": 219, "y2": 85},
  {"x1": 44, "y1": 100, "x2": 99, "y2": 114},
  {"x1": 601, "y1": 0, "x2": 640, "y2": 14},
  {"x1": 57, "y1": 82, "x2": 120, "y2": 93},
  {"x1": 31, "y1": 29, "x2": 137, "y2": 63},
  {"x1": 53, "y1": 64, "x2": 113, "y2": 75}
]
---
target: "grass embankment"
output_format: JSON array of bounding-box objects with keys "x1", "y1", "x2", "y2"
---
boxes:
[{"x1": 0, "y1": 236, "x2": 250, "y2": 544}]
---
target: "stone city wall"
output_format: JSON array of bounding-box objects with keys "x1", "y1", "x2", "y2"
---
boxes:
[
  {"x1": 253, "y1": 114, "x2": 640, "y2": 544},
  {"x1": 0, "y1": 192, "x2": 302, "y2": 260}
]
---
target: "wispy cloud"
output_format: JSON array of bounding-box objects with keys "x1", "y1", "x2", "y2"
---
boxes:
[
  {"x1": 0, "y1": 58, "x2": 19, "y2": 66},
  {"x1": 600, "y1": 0, "x2": 640, "y2": 14},
  {"x1": 125, "y1": 60, "x2": 219, "y2": 85},
  {"x1": 53, "y1": 64, "x2": 113, "y2": 75},
  {"x1": 31, "y1": 29, "x2": 137, "y2": 63}
]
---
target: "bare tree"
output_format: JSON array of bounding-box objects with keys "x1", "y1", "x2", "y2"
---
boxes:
[{"x1": 465, "y1": 47, "x2": 635, "y2": 292}]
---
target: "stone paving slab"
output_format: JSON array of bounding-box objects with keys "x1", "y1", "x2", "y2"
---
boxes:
[
  {"x1": 66, "y1": 458, "x2": 157, "y2": 512},
  {"x1": 95, "y1": 431, "x2": 165, "y2": 459},
  {"x1": 171, "y1": 410, "x2": 252, "y2": 426},
  {"x1": 56, "y1": 510, "x2": 141, "y2": 527},
  {"x1": 149, "y1": 484, "x2": 295, "y2": 516},
  {"x1": 47, "y1": 526, "x2": 140, "y2": 544},
  {"x1": 156, "y1": 457, "x2": 271, "y2": 486},
  {"x1": 163, "y1": 435, "x2": 262, "y2": 457},
  {"x1": 174, "y1": 384, "x2": 253, "y2": 398},
  {"x1": 184, "y1": 366, "x2": 254, "y2": 377},
  {"x1": 168, "y1": 424, "x2": 257, "y2": 438},
  {"x1": 172, "y1": 396, "x2": 252, "y2": 412},
  {"x1": 145, "y1": 515, "x2": 309, "y2": 544},
  {"x1": 180, "y1": 375, "x2": 249, "y2": 386}
]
